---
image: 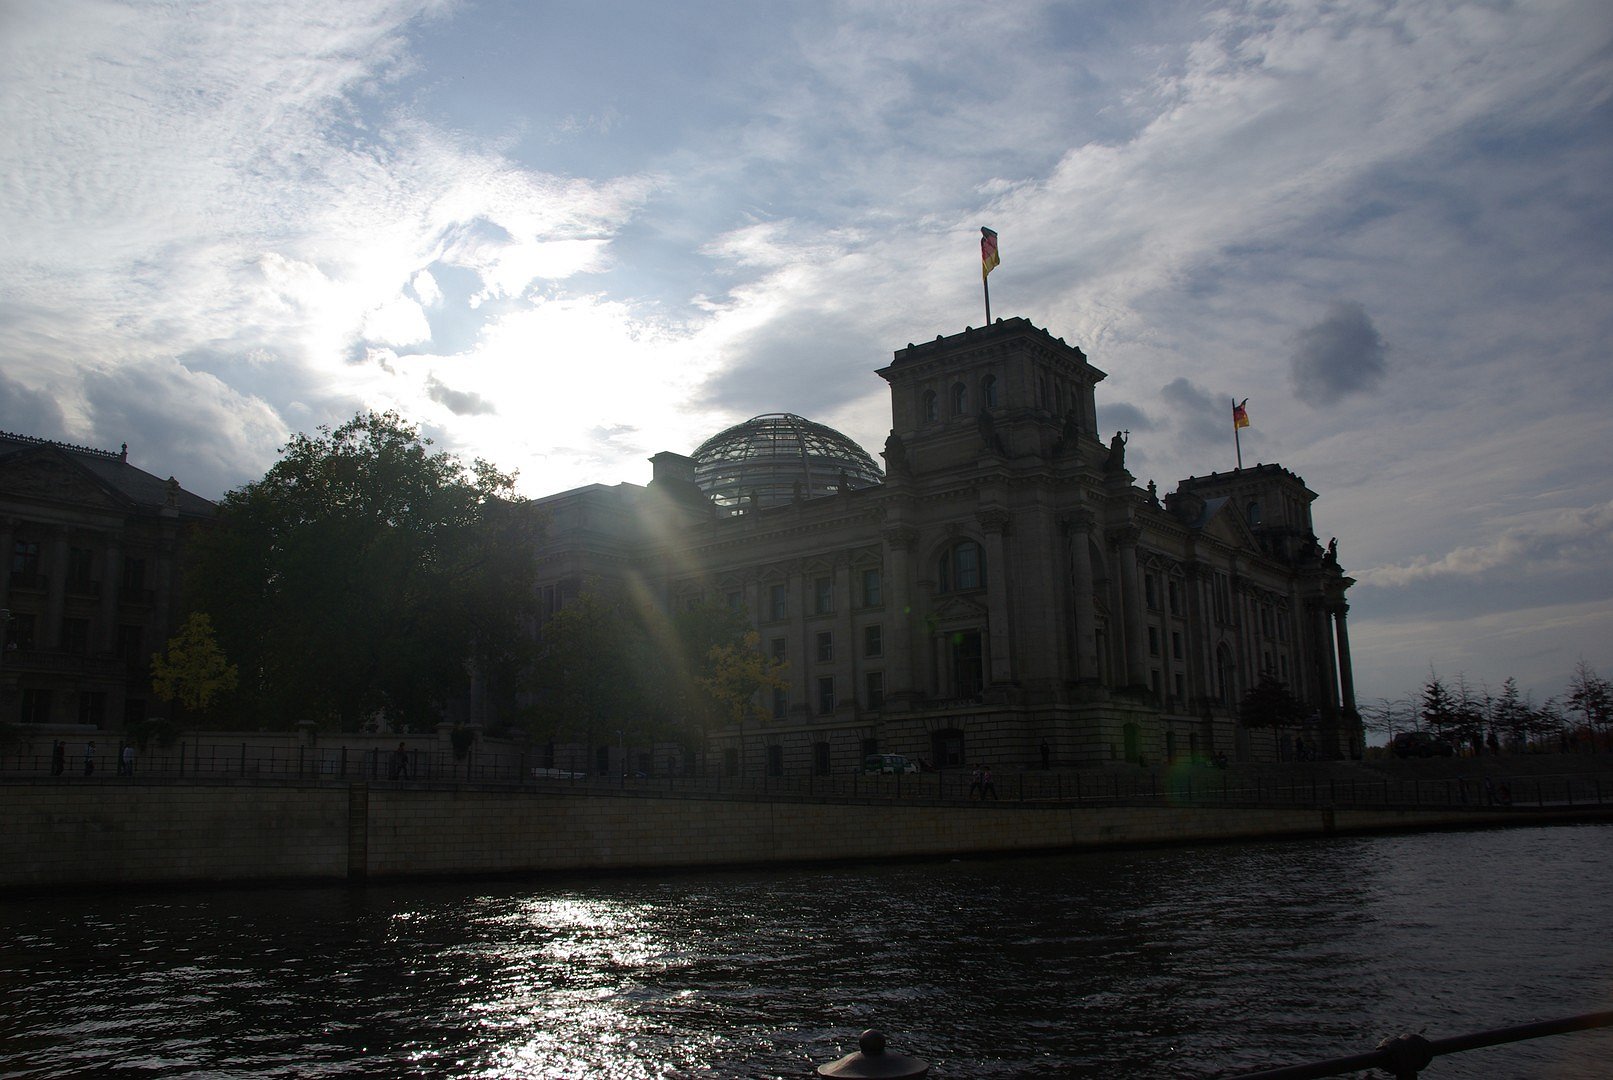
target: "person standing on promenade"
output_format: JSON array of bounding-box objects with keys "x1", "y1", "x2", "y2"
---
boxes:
[
  {"x1": 390, "y1": 742, "x2": 410, "y2": 780},
  {"x1": 121, "y1": 743, "x2": 135, "y2": 776},
  {"x1": 982, "y1": 767, "x2": 997, "y2": 800},
  {"x1": 83, "y1": 741, "x2": 95, "y2": 776},
  {"x1": 969, "y1": 768, "x2": 984, "y2": 799},
  {"x1": 51, "y1": 740, "x2": 65, "y2": 776}
]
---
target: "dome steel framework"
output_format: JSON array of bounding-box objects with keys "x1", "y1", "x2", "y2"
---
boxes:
[{"x1": 691, "y1": 413, "x2": 883, "y2": 511}]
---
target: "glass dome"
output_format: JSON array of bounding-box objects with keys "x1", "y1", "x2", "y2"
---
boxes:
[{"x1": 692, "y1": 413, "x2": 884, "y2": 511}]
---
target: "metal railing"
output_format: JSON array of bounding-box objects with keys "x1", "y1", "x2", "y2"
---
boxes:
[
  {"x1": 2, "y1": 743, "x2": 1608, "y2": 814},
  {"x1": 1224, "y1": 1008, "x2": 1613, "y2": 1078}
]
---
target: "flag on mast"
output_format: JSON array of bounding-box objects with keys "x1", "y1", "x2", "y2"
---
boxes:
[
  {"x1": 981, "y1": 227, "x2": 999, "y2": 280},
  {"x1": 1233, "y1": 398, "x2": 1250, "y2": 429}
]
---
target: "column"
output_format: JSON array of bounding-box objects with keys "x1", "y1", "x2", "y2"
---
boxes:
[
  {"x1": 978, "y1": 509, "x2": 1013, "y2": 685},
  {"x1": 1333, "y1": 602, "x2": 1357, "y2": 715},
  {"x1": 882, "y1": 525, "x2": 917, "y2": 704},
  {"x1": 98, "y1": 536, "x2": 122, "y2": 654},
  {"x1": 1112, "y1": 524, "x2": 1147, "y2": 687},
  {"x1": 1063, "y1": 509, "x2": 1098, "y2": 680},
  {"x1": 44, "y1": 529, "x2": 68, "y2": 648}
]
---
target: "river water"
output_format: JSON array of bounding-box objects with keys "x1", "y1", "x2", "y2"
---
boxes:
[{"x1": 2, "y1": 823, "x2": 1610, "y2": 1078}]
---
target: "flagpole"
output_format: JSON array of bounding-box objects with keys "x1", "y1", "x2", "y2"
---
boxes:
[
  {"x1": 979, "y1": 226, "x2": 999, "y2": 326},
  {"x1": 1233, "y1": 400, "x2": 1243, "y2": 470}
]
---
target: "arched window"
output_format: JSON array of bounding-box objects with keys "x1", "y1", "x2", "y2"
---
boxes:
[
  {"x1": 981, "y1": 373, "x2": 998, "y2": 408},
  {"x1": 922, "y1": 389, "x2": 938, "y2": 422},
  {"x1": 938, "y1": 539, "x2": 985, "y2": 592},
  {"x1": 1246, "y1": 501, "x2": 1262, "y2": 526},
  {"x1": 950, "y1": 382, "x2": 967, "y2": 416}
]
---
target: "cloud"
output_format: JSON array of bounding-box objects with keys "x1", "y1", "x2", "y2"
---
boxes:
[
  {"x1": 0, "y1": 371, "x2": 67, "y2": 437},
  {"x1": 1359, "y1": 501, "x2": 1613, "y2": 588},
  {"x1": 425, "y1": 375, "x2": 496, "y2": 417},
  {"x1": 1289, "y1": 301, "x2": 1388, "y2": 405},
  {"x1": 1157, "y1": 377, "x2": 1228, "y2": 447}
]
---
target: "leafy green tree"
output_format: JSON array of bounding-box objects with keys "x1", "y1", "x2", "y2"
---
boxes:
[
  {"x1": 529, "y1": 585, "x2": 647, "y2": 769},
  {"x1": 187, "y1": 411, "x2": 538, "y2": 732},
  {"x1": 150, "y1": 612, "x2": 239, "y2": 718},
  {"x1": 1238, "y1": 674, "x2": 1305, "y2": 757}
]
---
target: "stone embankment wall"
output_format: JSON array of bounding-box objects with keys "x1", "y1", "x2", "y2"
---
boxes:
[{"x1": 2, "y1": 779, "x2": 1606, "y2": 891}]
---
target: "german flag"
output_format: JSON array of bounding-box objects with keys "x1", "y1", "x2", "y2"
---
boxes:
[{"x1": 981, "y1": 227, "x2": 999, "y2": 280}]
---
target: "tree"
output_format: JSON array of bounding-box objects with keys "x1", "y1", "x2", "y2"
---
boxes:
[
  {"x1": 150, "y1": 612, "x2": 239, "y2": 716},
  {"x1": 187, "y1": 411, "x2": 538, "y2": 732},
  {"x1": 1238, "y1": 674, "x2": 1305, "y2": 758},
  {"x1": 1490, "y1": 677, "x2": 1528, "y2": 751},
  {"x1": 1567, "y1": 659, "x2": 1612, "y2": 749},
  {"x1": 529, "y1": 585, "x2": 646, "y2": 770},
  {"x1": 701, "y1": 629, "x2": 788, "y2": 728}
]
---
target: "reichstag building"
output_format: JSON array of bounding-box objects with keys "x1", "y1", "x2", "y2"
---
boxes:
[{"x1": 530, "y1": 317, "x2": 1362, "y2": 774}]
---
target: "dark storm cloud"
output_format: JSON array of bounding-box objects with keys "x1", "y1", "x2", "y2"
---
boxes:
[
  {"x1": 1289, "y1": 301, "x2": 1388, "y2": 405},
  {"x1": 697, "y1": 315, "x2": 882, "y2": 419},
  {"x1": 425, "y1": 375, "x2": 496, "y2": 417},
  {"x1": 0, "y1": 372, "x2": 68, "y2": 438},
  {"x1": 80, "y1": 366, "x2": 291, "y2": 499},
  {"x1": 1095, "y1": 400, "x2": 1154, "y2": 437},
  {"x1": 1158, "y1": 377, "x2": 1226, "y2": 446}
]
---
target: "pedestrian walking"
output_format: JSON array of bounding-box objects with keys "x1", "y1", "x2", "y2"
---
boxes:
[
  {"x1": 82, "y1": 741, "x2": 95, "y2": 776},
  {"x1": 390, "y1": 742, "x2": 410, "y2": 780},
  {"x1": 51, "y1": 740, "x2": 65, "y2": 776},
  {"x1": 969, "y1": 768, "x2": 983, "y2": 799},
  {"x1": 121, "y1": 743, "x2": 135, "y2": 776},
  {"x1": 982, "y1": 767, "x2": 997, "y2": 801}
]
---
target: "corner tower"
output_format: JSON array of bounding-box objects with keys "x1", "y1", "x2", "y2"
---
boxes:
[{"x1": 875, "y1": 317, "x2": 1106, "y2": 477}]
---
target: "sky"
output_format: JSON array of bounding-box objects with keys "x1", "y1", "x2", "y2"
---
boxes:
[{"x1": 2, "y1": 0, "x2": 1611, "y2": 711}]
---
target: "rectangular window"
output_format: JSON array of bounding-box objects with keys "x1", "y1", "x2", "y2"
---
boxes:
[
  {"x1": 772, "y1": 687, "x2": 787, "y2": 719},
  {"x1": 861, "y1": 568, "x2": 882, "y2": 607},
  {"x1": 770, "y1": 637, "x2": 786, "y2": 662},
  {"x1": 955, "y1": 543, "x2": 981, "y2": 590},
  {"x1": 11, "y1": 540, "x2": 40, "y2": 575},
  {"x1": 1150, "y1": 669, "x2": 1161, "y2": 702},
  {"x1": 814, "y1": 576, "x2": 833, "y2": 615},
  {"x1": 817, "y1": 676, "x2": 835, "y2": 714},
  {"x1": 770, "y1": 583, "x2": 787, "y2": 620},
  {"x1": 60, "y1": 618, "x2": 90, "y2": 655},
  {"x1": 18, "y1": 688, "x2": 50, "y2": 724},
  {"x1": 1148, "y1": 626, "x2": 1160, "y2": 657},
  {"x1": 1168, "y1": 579, "x2": 1181, "y2": 615},
  {"x1": 1174, "y1": 673, "x2": 1185, "y2": 701},
  {"x1": 726, "y1": 590, "x2": 743, "y2": 611},
  {"x1": 77, "y1": 691, "x2": 107, "y2": 726},
  {"x1": 123, "y1": 556, "x2": 147, "y2": 593},
  {"x1": 538, "y1": 584, "x2": 560, "y2": 620},
  {"x1": 117, "y1": 624, "x2": 143, "y2": 668},
  {"x1": 865, "y1": 671, "x2": 884, "y2": 710},
  {"x1": 863, "y1": 624, "x2": 882, "y2": 658},
  {"x1": 1145, "y1": 574, "x2": 1159, "y2": 610},
  {"x1": 9, "y1": 612, "x2": 37, "y2": 651},
  {"x1": 1172, "y1": 631, "x2": 1183, "y2": 661},
  {"x1": 68, "y1": 547, "x2": 94, "y2": 586},
  {"x1": 816, "y1": 630, "x2": 833, "y2": 663}
]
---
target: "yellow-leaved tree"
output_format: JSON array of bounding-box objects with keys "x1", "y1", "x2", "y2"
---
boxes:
[{"x1": 150, "y1": 612, "x2": 240, "y2": 726}]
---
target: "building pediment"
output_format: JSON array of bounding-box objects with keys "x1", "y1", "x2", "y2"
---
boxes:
[
  {"x1": 929, "y1": 593, "x2": 989, "y2": 623},
  {"x1": 0, "y1": 450, "x2": 129, "y2": 513}
]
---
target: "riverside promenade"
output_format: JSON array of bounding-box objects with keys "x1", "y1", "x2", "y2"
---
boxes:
[{"x1": 4, "y1": 751, "x2": 1611, "y2": 892}]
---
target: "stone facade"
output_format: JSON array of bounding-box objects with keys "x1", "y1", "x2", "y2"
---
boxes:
[
  {"x1": 0, "y1": 433, "x2": 215, "y2": 729},
  {"x1": 530, "y1": 319, "x2": 1361, "y2": 774}
]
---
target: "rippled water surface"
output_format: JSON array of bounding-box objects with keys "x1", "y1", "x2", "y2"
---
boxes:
[{"x1": 3, "y1": 824, "x2": 1611, "y2": 1077}]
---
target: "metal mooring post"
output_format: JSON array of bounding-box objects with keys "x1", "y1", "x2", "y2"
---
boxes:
[{"x1": 817, "y1": 1029, "x2": 929, "y2": 1078}]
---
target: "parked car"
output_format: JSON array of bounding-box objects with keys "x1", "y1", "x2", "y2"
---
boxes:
[
  {"x1": 863, "y1": 753, "x2": 921, "y2": 775},
  {"x1": 1388, "y1": 731, "x2": 1455, "y2": 758}
]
